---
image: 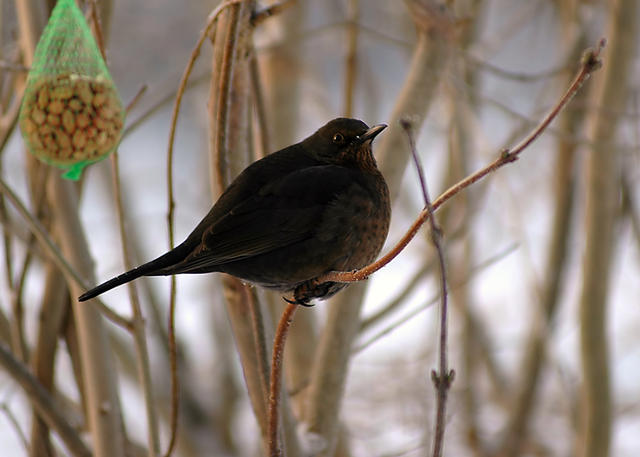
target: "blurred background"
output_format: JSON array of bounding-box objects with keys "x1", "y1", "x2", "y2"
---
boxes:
[{"x1": 0, "y1": 0, "x2": 639, "y2": 456}]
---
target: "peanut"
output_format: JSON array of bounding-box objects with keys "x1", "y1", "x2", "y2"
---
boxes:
[
  {"x1": 93, "y1": 93, "x2": 107, "y2": 107},
  {"x1": 51, "y1": 85, "x2": 73, "y2": 100},
  {"x1": 76, "y1": 112, "x2": 90, "y2": 128},
  {"x1": 32, "y1": 108, "x2": 46, "y2": 125},
  {"x1": 72, "y1": 130, "x2": 87, "y2": 149},
  {"x1": 69, "y1": 98, "x2": 83, "y2": 112},
  {"x1": 22, "y1": 118, "x2": 36, "y2": 134},
  {"x1": 62, "y1": 110, "x2": 75, "y2": 133},
  {"x1": 47, "y1": 114, "x2": 60, "y2": 126},
  {"x1": 48, "y1": 100, "x2": 64, "y2": 115},
  {"x1": 77, "y1": 81, "x2": 93, "y2": 105},
  {"x1": 56, "y1": 131, "x2": 71, "y2": 149},
  {"x1": 37, "y1": 89, "x2": 49, "y2": 110}
]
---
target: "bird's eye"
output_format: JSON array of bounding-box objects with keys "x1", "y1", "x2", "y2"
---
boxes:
[{"x1": 332, "y1": 133, "x2": 345, "y2": 144}]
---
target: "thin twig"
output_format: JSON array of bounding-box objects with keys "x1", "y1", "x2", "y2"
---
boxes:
[
  {"x1": 124, "y1": 84, "x2": 148, "y2": 113},
  {"x1": 0, "y1": 401, "x2": 29, "y2": 450},
  {"x1": 401, "y1": 119, "x2": 452, "y2": 457},
  {"x1": 403, "y1": 120, "x2": 431, "y2": 206},
  {"x1": 506, "y1": 40, "x2": 604, "y2": 156},
  {"x1": 268, "y1": 301, "x2": 298, "y2": 457},
  {"x1": 166, "y1": 0, "x2": 243, "y2": 256},
  {"x1": 311, "y1": 39, "x2": 605, "y2": 288},
  {"x1": 122, "y1": 74, "x2": 209, "y2": 140},
  {"x1": 359, "y1": 259, "x2": 434, "y2": 332},
  {"x1": 10, "y1": 249, "x2": 32, "y2": 362},
  {"x1": 110, "y1": 148, "x2": 161, "y2": 457},
  {"x1": 164, "y1": 297, "x2": 178, "y2": 457},
  {"x1": 162, "y1": 3, "x2": 241, "y2": 455},
  {"x1": 87, "y1": 0, "x2": 106, "y2": 61},
  {"x1": 464, "y1": 51, "x2": 569, "y2": 82}
]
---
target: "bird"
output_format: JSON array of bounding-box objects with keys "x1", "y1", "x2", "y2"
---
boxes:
[{"x1": 78, "y1": 117, "x2": 391, "y2": 305}]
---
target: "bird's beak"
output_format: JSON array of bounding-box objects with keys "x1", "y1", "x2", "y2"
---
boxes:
[{"x1": 358, "y1": 124, "x2": 387, "y2": 144}]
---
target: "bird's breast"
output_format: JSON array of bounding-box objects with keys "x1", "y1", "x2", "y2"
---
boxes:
[{"x1": 317, "y1": 171, "x2": 390, "y2": 271}]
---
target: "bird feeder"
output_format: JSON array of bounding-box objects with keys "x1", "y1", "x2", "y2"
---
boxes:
[{"x1": 19, "y1": 0, "x2": 124, "y2": 180}]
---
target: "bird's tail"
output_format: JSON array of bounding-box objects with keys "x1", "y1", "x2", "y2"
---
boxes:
[{"x1": 78, "y1": 243, "x2": 191, "y2": 302}]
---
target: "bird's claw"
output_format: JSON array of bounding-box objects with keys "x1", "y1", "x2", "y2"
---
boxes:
[{"x1": 283, "y1": 295, "x2": 314, "y2": 307}]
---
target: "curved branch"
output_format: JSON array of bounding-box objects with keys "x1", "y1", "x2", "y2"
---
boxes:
[{"x1": 312, "y1": 39, "x2": 605, "y2": 289}]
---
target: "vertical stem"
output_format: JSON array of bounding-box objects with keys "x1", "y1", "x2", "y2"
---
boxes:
[
  {"x1": 579, "y1": 1, "x2": 637, "y2": 456},
  {"x1": 343, "y1": 0, "x2": 358, "y2": 117},
  {"x1": 208, "y1": 5, "x2": 286, "y2": 455},
  {"x1": 210, "y1": 4, "x2": 241, "y2": 190},
  {"x1": 401, "y1": 121, "x2": 451, "y2": 457},
  {"x1": 499, "y1": 30, "x2": 587, "y2": 457},
  {"x1": 163, "y1": 4, "x2": 244, "y2": 452},
  {"x1": 268, "y1": 302, "x2": 298, "y2": 457},
  {"x1": 249, "y1": 49, "x2": 270, "y2": 159},
  {"x1": 110, "y1": 151, "x2": 161, "y2": 457},
  {"x1": 50, "y1": 177, "x2": 126, "y2": 457},
  {"x1": 302, "y1": 5, "x2": 452, "y2": 454}
]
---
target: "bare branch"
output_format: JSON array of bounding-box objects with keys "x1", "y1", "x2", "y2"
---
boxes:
[
  {"x1": 578, "y1": 3, "x2": 636, "y2": 456},
  {"x1": 401, "y1": 119, "x2": 452, "y2": 457},
  {"x1": 312, "y1": 39, "x2": 605, "y2": 289}
]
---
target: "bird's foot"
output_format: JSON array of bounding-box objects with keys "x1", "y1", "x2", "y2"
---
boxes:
[{"x1": 283, "y1": 295, "x2": 315, "y2": 307}]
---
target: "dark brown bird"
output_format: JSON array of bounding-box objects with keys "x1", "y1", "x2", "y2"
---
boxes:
[{"x1": 79, "y1": 118, "x2": 390, "y2": 305}]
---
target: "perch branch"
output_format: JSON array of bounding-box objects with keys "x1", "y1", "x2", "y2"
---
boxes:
[{"x1": 312, "y1": 39, "x2": 605, "y2": 288}]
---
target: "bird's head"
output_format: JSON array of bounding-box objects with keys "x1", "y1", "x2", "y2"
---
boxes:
[{"x1": 304, "y1": 118, "x2": 387, "y2": 170}]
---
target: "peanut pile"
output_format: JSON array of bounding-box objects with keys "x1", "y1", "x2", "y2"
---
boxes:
[{"x1": 20, "y1": 73, "x2": 124, "y2": 165}]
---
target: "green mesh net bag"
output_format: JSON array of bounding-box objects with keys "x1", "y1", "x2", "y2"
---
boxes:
[{"x1": 19, "y1": 0, "x2": 125, "y2": 180}]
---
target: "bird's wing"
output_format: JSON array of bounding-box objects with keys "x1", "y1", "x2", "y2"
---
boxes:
[{"x1": 159, "y1": 165, "x2": 360, "y2": 274}]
